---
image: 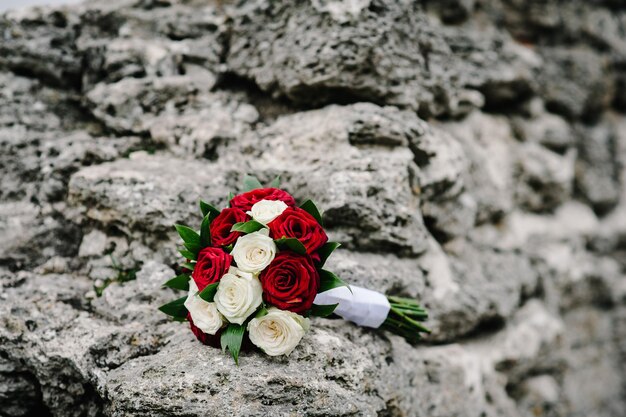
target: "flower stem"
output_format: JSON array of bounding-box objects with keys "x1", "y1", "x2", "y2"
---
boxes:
[{"x1": 381, "y1": 296, "x2": 430, "y2": 343}]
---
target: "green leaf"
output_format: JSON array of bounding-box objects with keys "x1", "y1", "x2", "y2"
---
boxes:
[
  {"x1": 221, "y1": 324, "x2": 246, "y2": 365},
  {"x1": 197, "y1": 282, "x2": 219, "y2": 302},
  {"x1": 184, "y1": 241, "x2": 201, "y2": 255},
  {"x1": 243, "y1": 174, "x2": 263, "y2": 192},
  {"x1": 182, "y1": 262, "x2": 195, "y2": 271},
  {"x1": 175, "y1": 224, "x2": 201, "y2": 255},
  {"x1": 269, "y1": 176, "x2": 281, "y2": 188},
  {"x1": 231, "y1": 220, "x2": 266, "y2": 234},
  {"x1": 199, "y1": 200, "x2": 220, "y2": 220},
  {"x1": 309, "y1": 303, "x2": 338, "y2": 317},
  {"x1": 178, "y1": 248, "x2": 196, "y2": 261},
  {"x1": 255, "y1": 305, "x2": 269, "y2": 318},
  {"x1": 319, "y1": 269, "x2": 351, "y2": 293},
  {"x1": 162, "y1": 274, "x2": 190, "y2": 291},
  {"x1": 300, "y1": 200, "x2": 323, "y2": 225},
  {"x1": 158, "y1": 296, "x2": 188, "y2": 319},
  {"x1": 316, "y1": 242, "x2": 341, "y2": 266},
  {"x1": 200, "y1": 214, "x2": 211, "y2": 248},
  {"x1": 274, "y1": 237, "x2": 307, "y2": 255},
  {"x1": 175, "y1": 224, "x2": 200, "y2": 244},
  {"x1": 228, "y1": 192, "x2": 235, "y2": 203}
]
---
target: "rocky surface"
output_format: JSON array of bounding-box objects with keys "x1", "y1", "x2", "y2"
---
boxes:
[{"x1": 1, "y1": 0, "x2": 625, "y2": 416}]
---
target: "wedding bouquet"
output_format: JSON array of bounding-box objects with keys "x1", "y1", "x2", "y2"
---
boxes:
[{"x1": 159, "y1": 176, "x2": 429, "y2": 363}]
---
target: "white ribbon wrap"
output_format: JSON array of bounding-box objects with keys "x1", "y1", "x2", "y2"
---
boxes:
[{"x1": 313, "y1": 285, "x2": 391, "y2": 328}]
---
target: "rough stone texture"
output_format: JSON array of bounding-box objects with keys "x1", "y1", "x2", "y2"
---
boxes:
[{"x1": 0, "y1": 0, "x2": 625, "y2": 416}]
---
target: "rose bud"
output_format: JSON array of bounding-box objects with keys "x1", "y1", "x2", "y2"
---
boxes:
[
  {"x1": 247, "y1": 308, "x2": 309, "y2": 356},
  {"x1": 192, "y1": 247, "x2": 232, "y2": 291},
  {"x1": 247, "y1": 199, "x2": 288, "y2": 225},
  {"x1": 230, "y1": 188, "x2": 296, "y2": 212},
  {"x1": 210, "y1": 207, "x2": 249, "y2": 246},
  {"x1": 268, "y1": 207, "x2": 328, "y2": 254},
  {"x1": 259, "y1": 251, "x2": 320, "y2": 314}
]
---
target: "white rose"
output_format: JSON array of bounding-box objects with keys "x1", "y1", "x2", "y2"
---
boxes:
[
  {"x1": 247, "y1": 308, "x2": 310, "y2": 356},
  {"x1": 247, "y1": 199, "x2": 288, "y2": 225},
  {"x1": 184, "y1": 279, "x2": 224, "y2": 335},
  {"x1": 231, "y1": 229, "x2": 277, "y2": 274},
  {"x1": 214, "y1": 268, "x2": 263, "y2": 325}
]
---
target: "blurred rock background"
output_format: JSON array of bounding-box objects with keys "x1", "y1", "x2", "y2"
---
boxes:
[
  {"x1": 0, "y1": 1, "x2": 80, "y2": 12},
  {"x1": 0, "y1": 0, "x2": 625, "y2": 416}
]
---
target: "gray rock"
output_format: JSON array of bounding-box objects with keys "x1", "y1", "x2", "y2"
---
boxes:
[
  {"x1": 0, "y1": 201, "x2": 82, "y2": 271},
  {"x1": 482, "y1": 1, "x2": 626, "y2": 59},
  {"x1": 407, "y1": 120, "x2": 472, "y2": 240},
  {"x1": 511, "y1": 102, "x2": 575, "y2": 152},
  {"x1": 324, "y1": 250, "x2": 427, "y2": 300},
  {"x1": 0, "y1": 266, "x2": 538, "y2": 417},
  {"x1": 0, "y1": 355, "x2": 47, "y2": 417},
  {"x1": 561, "y1": 307, "x2": 626, "y2": 417},
  {"x1": 614, "y1": 65, "x2": 626, "y2": 111},
  {"x1": 440, "y1": 27, "x2": 539, "y2": 111},
  {"x1": 440, "y1": 111, "x2": 517, "y2": 223},
  {"x1": 76, "y1": 0, "x2": 228, "y2": 98},
  {"x1": 67, "y1": 152, "x2": 232, "y2": 248},
  {"x1": 409, "y1": 122, "x2": 467, "y2": 202},
  {"x1": 148, "y1": 92, "x2": 259, "y2": 159},
  {"x1": 1, "y1": 0, "x2": 626, "y2": 416},
  {"x1": 424, "y1": 239, "x2": 540, "y2": 341},
  {"x1": 236, "y1": 103, "x2": 432, "y2": 256},
  {"x1": 80, "y1": 38, "x2": 184, "y2": 88},
  {"x1": 514, "y1": 143, "x2": 575, "y2": 212},
  {"x1": 226, "y1": 0, "x2": 441, "y2": 113},
  {"x1": 537, "y1": 47, "x2": 611, "y2": 120},
  {"x1": 0, "y1": 6, "x2": 82, "y2": 88},
  {"x1": 576, "y1": 119, "x2": 621, "y2": 214},
  {"x1": 424, "y1": 0, "x2": 476, "y2": 24},
  {"x1": 85, "y1": 76, "x2": 205, "y2": 134},
  {"x1": 226, "y1": 0, "x2": 534, "y2": 117},
  {"x1": 78, "y1": 230, "x2": 109, "y2": 258},
  {"x1": 421, "y1": 193, "x2": 478, "y2": 241}
]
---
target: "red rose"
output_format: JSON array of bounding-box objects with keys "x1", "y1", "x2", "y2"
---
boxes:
[
  {"x1": 268, "y1": 207, "x2": 328, "y2": 254},
  {"x1": 210, "y1": 207, "x2": 249, "y2": 246},
  {"x1": 230, "y1": 188, "x2": 296, "y2": 211},
  {"x1": 259, "y1": 251, "x2": 320, "y2": 313},
  {"x1": 192, "y1": 247, "x2": 232, "y2": 291},
  {"x1": 188, "y1": 314, "x2": 253, "y2": 350}
]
